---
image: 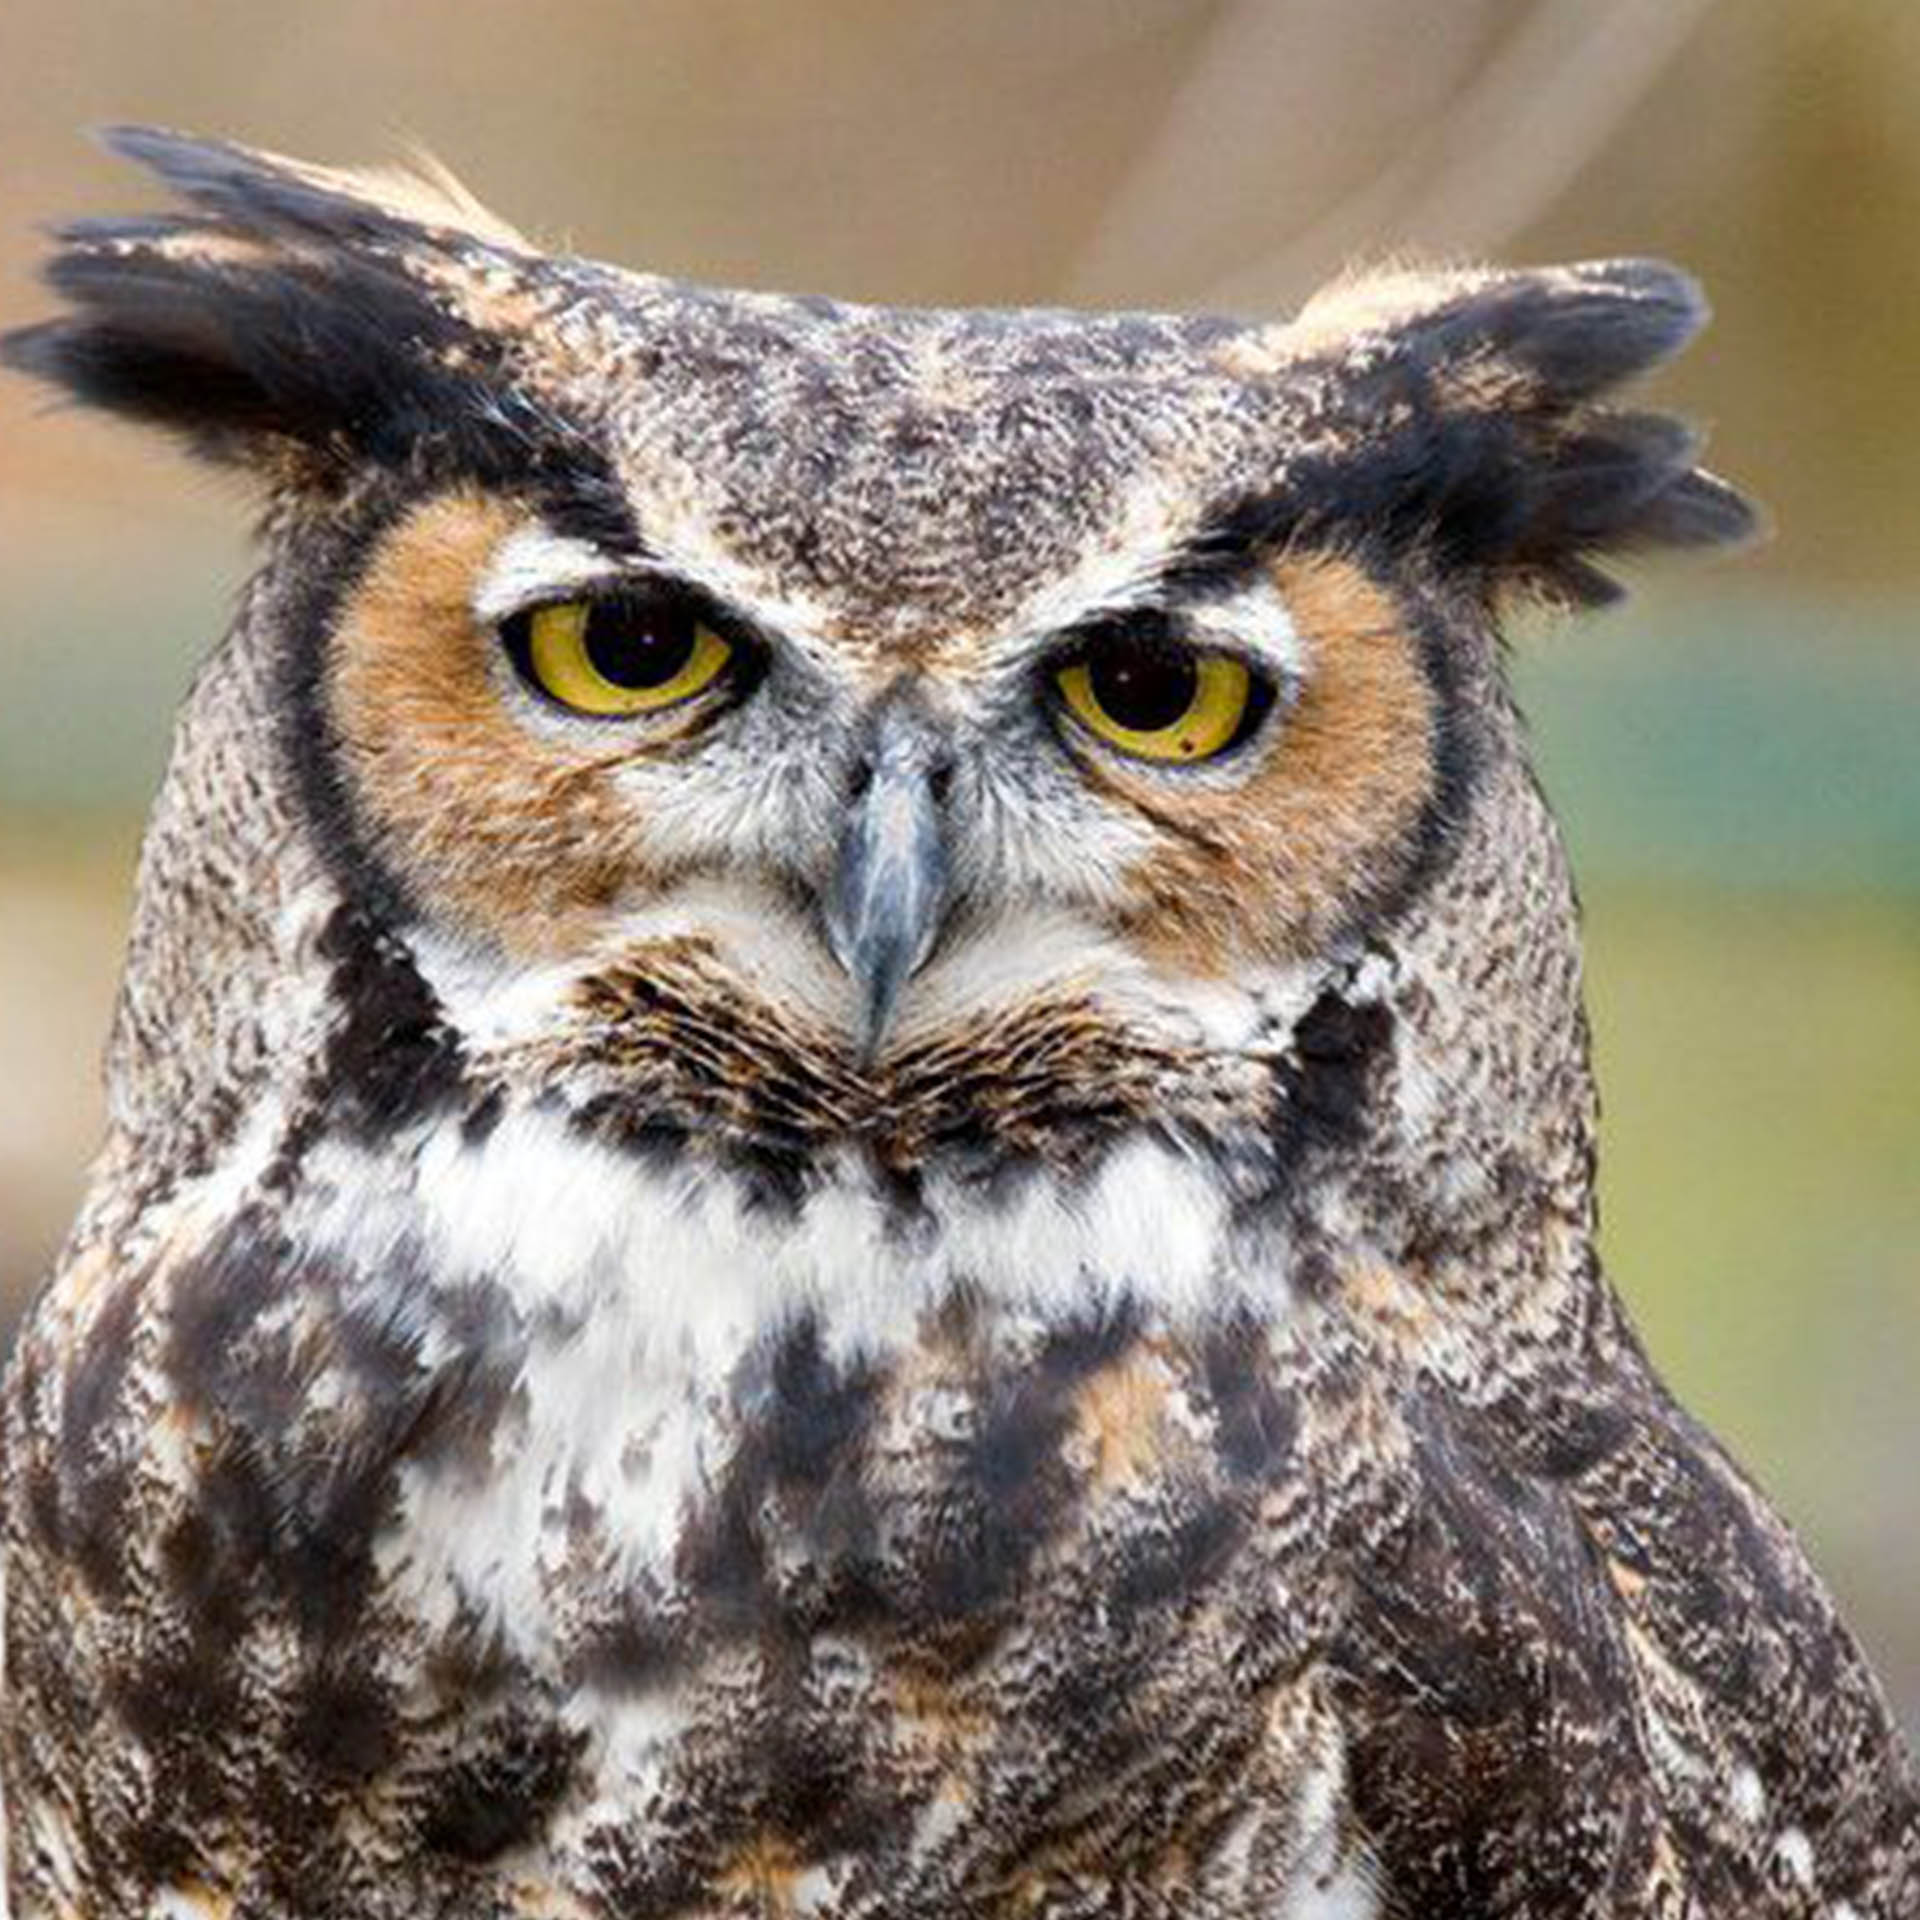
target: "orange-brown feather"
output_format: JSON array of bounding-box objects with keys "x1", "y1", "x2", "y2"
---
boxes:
[
  {"x1": 326, "y1": 490, "x2": 687, "y2": 957},
  {"x1": 1111, "y1": 553, "x2": 1437, "y2": 974}
]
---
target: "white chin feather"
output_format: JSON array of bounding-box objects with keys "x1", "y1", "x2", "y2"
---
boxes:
[{"x1": 412, "y1": 873, "x2": 1334, "y2": 1067}]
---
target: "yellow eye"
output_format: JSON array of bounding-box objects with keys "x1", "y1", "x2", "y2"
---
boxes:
[
  {"x1": 1056, "y1": 633, "x2": 1255, "y2": 762},
  {"x1": 515, "y1": 594, "x2": 733, "y2": 716}
]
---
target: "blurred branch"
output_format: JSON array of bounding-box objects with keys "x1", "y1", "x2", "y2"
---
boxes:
[{"x1": 1196, "y1": 0, "x2": 1722, "y2": 313}]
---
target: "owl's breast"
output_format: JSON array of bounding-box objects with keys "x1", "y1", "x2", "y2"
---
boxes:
[
  {"x1": 1, "y1": 1096, "x2": 1385, "y2": 1916},
  {"x1": 375, "y1": 1102, "x2": 1363, "y2": 1913}
]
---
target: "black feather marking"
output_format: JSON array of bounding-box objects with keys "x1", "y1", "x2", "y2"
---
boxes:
[
  {"x1": 1545, "y1": 557, "x2": 1631, "y2": 609},
  {"x1": 1436, "y1": 259, "x2": 1710, "y2": 403},
  {"x1": 1521, "y1": 413, "x2": 1703, "y2": 545},
  {"x1": 4, "y1": 232, "x2": 531, "y2": 474},
  {"x1": 1, "y1": 127, "x2": 554, "y2": 480},
  {"x1": 1623, "y1": 467, "x2": 1762, "y2": 550},
  {"x1": 98, "y1": 124, "x2": 490, "y2": 252},
  {"x1": 1268, "y1": 988, "x2": 1395, "y2": 1178},
  {"x1": 310, "y1": 903, "x2": 468, "y2": 1140},
  {"x1": 417, "y1": 1711, "x2": 586, "y2": 1862},
  {"x1": 1261, "y1": 260, "x2": 1760, "y2": 603},
  {"x1": 51, "y1": 209, "x2": 224, "y2": 246}
]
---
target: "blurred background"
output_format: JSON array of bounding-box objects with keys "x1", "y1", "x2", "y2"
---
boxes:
[{"x1": 0, "y1": 0, "x2": 1914, "y2": 1727}]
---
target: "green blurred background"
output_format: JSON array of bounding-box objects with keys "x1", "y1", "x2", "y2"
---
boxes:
[{"x1": 0, "y1": 0, "x2": 1914, "y2": 1728}]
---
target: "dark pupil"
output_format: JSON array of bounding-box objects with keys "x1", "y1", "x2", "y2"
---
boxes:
[
  {"x1": 583, "y1": 599, "x2": 697, "y2": 688},
  {"x1": 1088, "y1": 638, "x2": 1197, "y2": 732}
]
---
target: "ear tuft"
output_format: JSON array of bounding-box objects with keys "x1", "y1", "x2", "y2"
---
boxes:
[
  {"x1": 97, "y1": 124, "x2": 531, "y2": 254},
  {"x1": 1441, "y1": 259, "x2": 1708, "y2": 406},
  {"x1": 2, "y1": 127, "x2": 543, "y2": 477},
  {"x1": 1506, "y1": 409, "x2": 1759, "y2": 586},
  {"x1": 1266, "y1": 257, "x2": 1760, "y2": 605}
]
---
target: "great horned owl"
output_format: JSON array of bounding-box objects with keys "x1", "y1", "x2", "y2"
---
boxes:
[{"x1": 1, "y1": 127, "x2": 1914, "y2": 1920}]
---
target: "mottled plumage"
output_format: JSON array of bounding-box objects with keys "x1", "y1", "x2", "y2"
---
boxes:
[{"x1": 1, "y1": 129, "x2": 1914, "y2": 1920}]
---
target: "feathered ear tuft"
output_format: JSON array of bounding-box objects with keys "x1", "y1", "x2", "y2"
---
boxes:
[
  {"x1": 83, "y1": 124, "x2": 531, "y2": 255},
  {"x1": 1, "y1": 127, "x2": 544, "y2": 477},
  {"x1": 1259, "y1": 258, "x2": 1761, "y2": 606}
]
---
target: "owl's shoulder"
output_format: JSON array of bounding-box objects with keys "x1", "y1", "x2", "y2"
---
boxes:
[{"x1": 1335, "y1": 1341, "x2": 1920, "y2": 1908}]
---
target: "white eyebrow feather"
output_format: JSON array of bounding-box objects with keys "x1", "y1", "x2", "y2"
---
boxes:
[
  {"x1": 989, "y1": 569, "x2": 1310, "y2": 696},
  {"x1": 471, "y1": 524, "x2": 624, "y2": 624},
  {"x1": 1180, "y1": 576, "x2": 1309, "y2": 683}
]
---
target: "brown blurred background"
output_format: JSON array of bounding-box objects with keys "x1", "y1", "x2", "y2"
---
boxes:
[{"x1": 0, "y1": 0, "x2": 1914, "y2": 1727}]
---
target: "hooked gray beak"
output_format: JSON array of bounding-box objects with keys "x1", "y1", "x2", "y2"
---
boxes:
[{"x1": 823, "y1": 707, "x2": 952, "y2": 1056}]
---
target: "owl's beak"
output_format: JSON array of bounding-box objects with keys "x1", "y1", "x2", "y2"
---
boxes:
[{"x1": 823, "y1": 707, "x2": 951, "y2": 1057}]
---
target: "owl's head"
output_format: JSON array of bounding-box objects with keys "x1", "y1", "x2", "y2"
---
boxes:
[{"x1": 8, "y1": 131, "x2": 1753, "y2": 1215}]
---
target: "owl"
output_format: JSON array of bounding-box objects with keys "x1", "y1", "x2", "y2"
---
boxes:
[{"x1": 1, "y1": 126, "x2": 1915, "y2": 1920}]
